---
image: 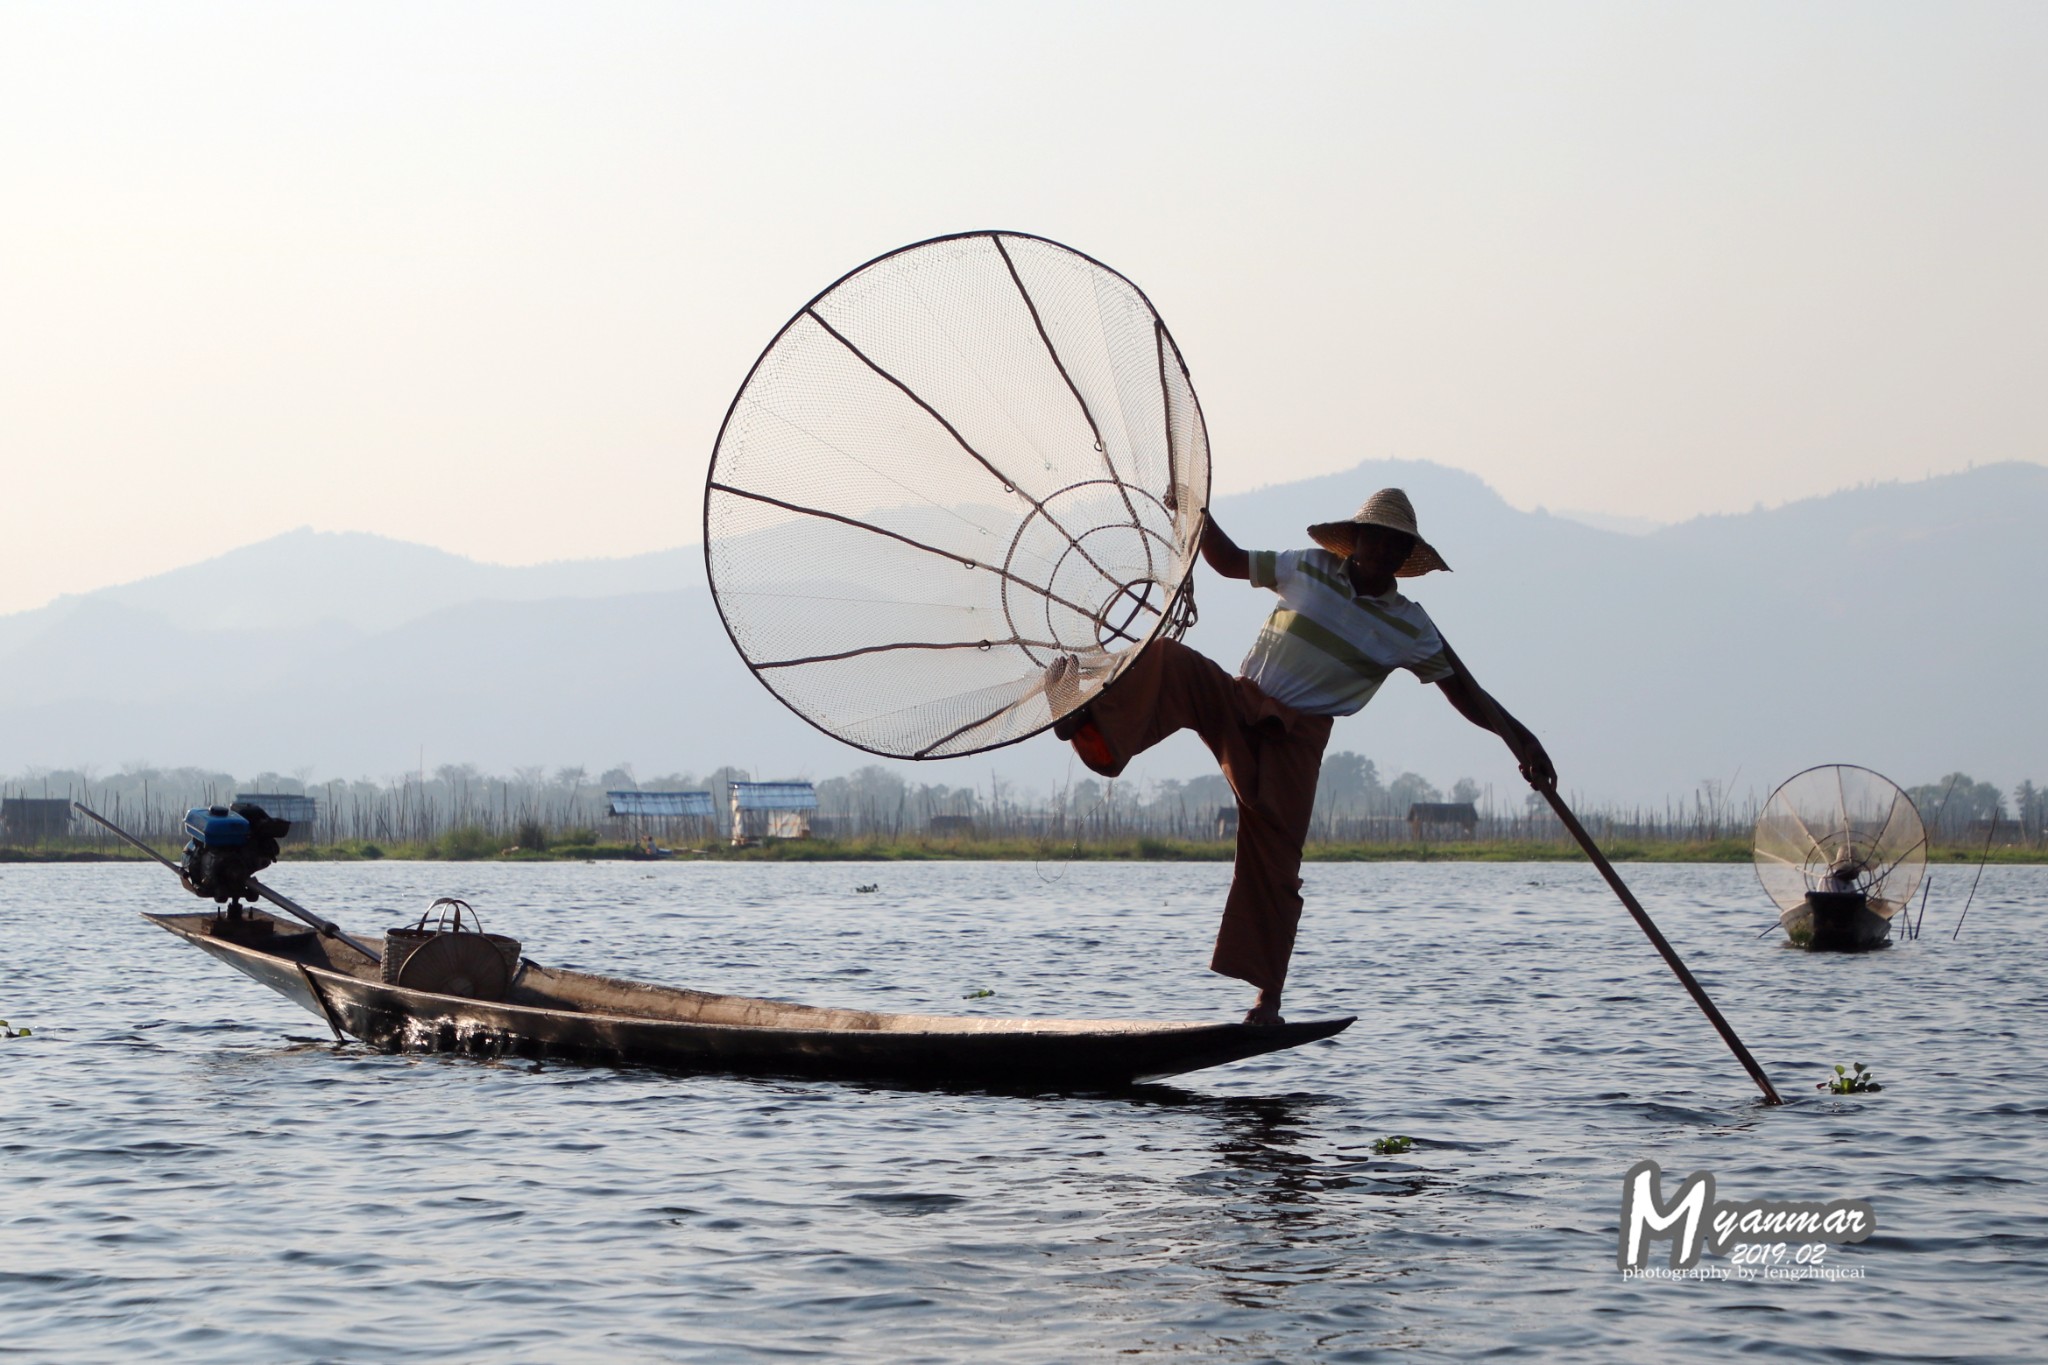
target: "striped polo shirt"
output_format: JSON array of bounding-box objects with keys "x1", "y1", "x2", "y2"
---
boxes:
[{"x1": 1239, "y1": 548, "x2": 1455, "y2": 716}]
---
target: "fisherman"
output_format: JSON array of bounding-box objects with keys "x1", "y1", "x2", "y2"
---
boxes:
[{"x1": 1049, "y1": 488, "x2": 1556, "y2": 1025}]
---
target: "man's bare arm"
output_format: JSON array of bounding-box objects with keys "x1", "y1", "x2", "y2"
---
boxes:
[
  {"x1": 1201, "y1": 514, "x2": 1250, "y2": 581},
  {"x1": 1435, "y1": 640, "x2": 1557, "y2": 791}
]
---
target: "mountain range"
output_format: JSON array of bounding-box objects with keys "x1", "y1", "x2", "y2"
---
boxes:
[{"x1": 3, "y1": 459, "x2": 2041, "y2": 806}]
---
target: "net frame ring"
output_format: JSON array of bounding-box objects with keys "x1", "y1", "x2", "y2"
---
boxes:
[
  {"x1": 1095, "y1": 576, "x2": 1170, "y2": 649},
  {"x1": 998, "y1": 476, "x2": 1182, "y2": 666}
]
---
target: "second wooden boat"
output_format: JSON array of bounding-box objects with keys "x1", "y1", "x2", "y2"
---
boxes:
[{"x1": 1778, "y1": 890, "x2": 1894, "y2": 951}]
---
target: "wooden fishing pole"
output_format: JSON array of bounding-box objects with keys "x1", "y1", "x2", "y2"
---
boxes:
[
  {"x1": 1543, "y1": 790, "x2": 1784, "y2": 1105},
  {"x1": 1438, "y1": 644, "x2": 1783, "y2": 1106},
  {"x1": 72, "y1": 802, "x2": 381, "y2": 965}
]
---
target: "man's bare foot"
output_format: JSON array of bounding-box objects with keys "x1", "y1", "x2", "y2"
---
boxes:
[
  {"x1": 1044, "y1": 654, "x2": 1082, "y2": 723},
  {"x1": 1242, "y1": 993, "x2": 1285, "y2": 1026},
  {"x1": 1043, "y1": 654, "x2": 1130, "y2": 776}
]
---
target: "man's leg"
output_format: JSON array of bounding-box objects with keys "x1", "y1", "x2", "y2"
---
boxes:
[
  {"x1": 1060, "y1": 639, "x2": 1329, "y2": 1019},
  {"x1": 1210, "y1": 711, "x2": 1331, "y2": 1021},
  {"x1": 1062, "y1": 639, "x2": 1253, "y2": 779}
]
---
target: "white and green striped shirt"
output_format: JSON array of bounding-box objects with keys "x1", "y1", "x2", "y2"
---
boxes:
[{"x1": 1239, "y1": 548, "x2": 1455, "y2": 716}]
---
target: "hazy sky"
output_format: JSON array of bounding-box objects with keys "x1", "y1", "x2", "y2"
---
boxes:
[{"x1": 4, "y1": 2, "x2": 2044, "y2": 615}]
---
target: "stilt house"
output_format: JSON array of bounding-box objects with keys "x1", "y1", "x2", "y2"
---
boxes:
[
  {"x1": 607, "y1": 790, "x2": 716, "y2": 843},
  {"x1": 729, "y1": 782, "x2": 818, "y2": 846}
]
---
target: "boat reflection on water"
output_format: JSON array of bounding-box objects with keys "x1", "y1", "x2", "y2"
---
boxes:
[{"x1": 1034, "y1": 1088, "x2": 1450, "y2": 1348}]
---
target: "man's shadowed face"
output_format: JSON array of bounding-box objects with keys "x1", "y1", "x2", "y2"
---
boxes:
[{"x1": 1345, "y1": 524, "x2": 1416, "y2": 590}]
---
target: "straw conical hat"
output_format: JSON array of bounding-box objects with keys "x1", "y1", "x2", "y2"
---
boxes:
[{"x1": 1306, "y1": 488, "x2": 1450, "y2": 576}]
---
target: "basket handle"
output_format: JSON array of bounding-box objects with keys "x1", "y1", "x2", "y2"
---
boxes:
[{"x1": 414, "y1": 896, "x2": 482, "y2": 935}]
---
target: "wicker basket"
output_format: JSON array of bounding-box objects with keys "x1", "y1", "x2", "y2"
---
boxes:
[{"x1": 381, "y1": 898, "x2": 521, "y2": 986}]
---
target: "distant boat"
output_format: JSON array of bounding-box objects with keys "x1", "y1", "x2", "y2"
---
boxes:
[
  {"x1": 1754, "y1": 765, "x2": 1927, "y2": 953},
  {"x1": 1778, "y1": 890, "x2": 1894, "y2": 952},
  {"x1": 144, "y1": 908, "x2": 1353, "y2": 1090}
]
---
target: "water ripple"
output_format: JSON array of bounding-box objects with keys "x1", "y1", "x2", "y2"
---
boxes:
[{"x1": 3, "y1": 861, "x2": 2044, "y2": 1361}]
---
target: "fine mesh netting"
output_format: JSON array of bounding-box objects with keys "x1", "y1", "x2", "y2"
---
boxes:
[
  {"x1": 1753, "y1": 765, "x2": 1928, "y2": 920},
  {"x1": 705, "y1": 232, "x2": 1210, "y2": 760}
]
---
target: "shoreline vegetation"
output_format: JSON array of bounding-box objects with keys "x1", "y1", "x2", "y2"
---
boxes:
[
  {"x1": 6, "y1": 834, "x2": 2046, "y2": 865},
  {"x1": 8, "y1": 764, "x2": 2039, "y2": 866}
]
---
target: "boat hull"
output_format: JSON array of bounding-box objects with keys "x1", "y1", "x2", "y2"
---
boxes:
[
  {"x1": 145, "y1": 911, "x2": 1353, "y2": 1090},
  {"x1": 1781, "y1": 891, "x2": 1893, "y2": 952}
]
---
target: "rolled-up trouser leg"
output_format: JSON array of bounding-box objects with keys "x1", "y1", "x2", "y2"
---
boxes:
[
  {"x1": 1072, "y1": 639, "x2": 1332, "y2": 994},
  {"x1": 1073, "y1": 638, "x2": 1246, "y2": 778},
  {"x1": 1210, "y1": 709, "x2": 1330, "y2": 994}
]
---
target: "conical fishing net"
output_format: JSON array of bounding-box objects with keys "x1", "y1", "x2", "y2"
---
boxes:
[
  {"x1": 1753, "y1": 765, "x2": 1928, "y2": 919},
  {"x1": 705, "y1": 232, "x2": 1210, "y2": 760}
]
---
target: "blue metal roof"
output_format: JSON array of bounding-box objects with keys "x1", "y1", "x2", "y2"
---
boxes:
[
  {"x1": 607, "y1": 791, "x2": 715, "y2": 817},
  {"x1": 730, "y1": 781, "x2": 818, "y2": 811}
]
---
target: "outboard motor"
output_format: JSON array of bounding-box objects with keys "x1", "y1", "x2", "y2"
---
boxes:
[{"x1": 180, "y1": 803, "x2": 291, "y2": 909}]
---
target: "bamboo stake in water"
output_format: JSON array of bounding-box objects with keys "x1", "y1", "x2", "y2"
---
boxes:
[
  {"x1": 1952, "y1": 811, "x2": 1999, "y2": 941},
  {"x1": 1543, "y1": 790, "x2": 1785, "y2": 1106}
]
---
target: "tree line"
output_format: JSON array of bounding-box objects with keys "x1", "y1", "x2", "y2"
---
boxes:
[{"x1": 2, "y1": 760, "x2": 2041, "y2": 849}]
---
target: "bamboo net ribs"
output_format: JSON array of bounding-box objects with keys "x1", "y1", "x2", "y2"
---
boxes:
[{"x1": 705, "y1": 232, "x2": 1211, "y2": 760}]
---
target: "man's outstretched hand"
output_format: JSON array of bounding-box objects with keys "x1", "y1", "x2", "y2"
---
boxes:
[
  {"x1": 1433, "y1": 647, "x2": 1557, "y2": 793},
  {"x1": 1510, "y1": 732, "x2": 1558, "y2": 793}
]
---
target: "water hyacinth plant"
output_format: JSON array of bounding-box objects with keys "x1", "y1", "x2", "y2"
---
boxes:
[
  {"x1": 1, "y1": 1019, "x2": 29, "y2": 1038},
  {"x1": 1821, "y1": 1062, "x2": 1883, "y2": 1094},
  {"x1": 1371, "y1": 1135, "x2": 1414, "y2": 1154}
]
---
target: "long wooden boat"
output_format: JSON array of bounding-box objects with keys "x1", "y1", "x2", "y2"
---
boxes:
[{"x1": 145, "y1": 908, "x2": 1354, "y2": 1090}]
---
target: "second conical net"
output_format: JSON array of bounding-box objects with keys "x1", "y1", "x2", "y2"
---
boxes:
[{"x1": 1753, "y1": 764, "x2": 1928, "y2": 920}]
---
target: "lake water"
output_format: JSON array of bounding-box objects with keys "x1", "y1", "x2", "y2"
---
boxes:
[{"x1": 2, "y1": 859, "x2": 2043, "y2": 1362}]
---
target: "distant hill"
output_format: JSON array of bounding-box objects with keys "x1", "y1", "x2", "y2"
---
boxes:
[
  {"x1": 1174, "y1": 458, "x2": 2048, "y2": 806},
  {"x1": 3, "y1": 462, "x2": 2043, "y2": 805},
  {"x1": 0, "y1": 528, "x2": 702, "y2": 640}
]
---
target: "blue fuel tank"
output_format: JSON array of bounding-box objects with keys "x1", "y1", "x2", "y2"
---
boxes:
[{"x1": 183, "y1": 806, "x2": 251, "y2": 848}]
